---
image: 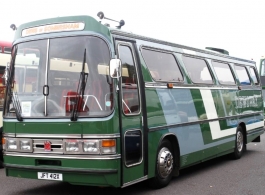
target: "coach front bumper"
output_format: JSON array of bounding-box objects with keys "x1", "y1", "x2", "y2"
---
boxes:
[{"x1": 4, "y1": 153, "x2": 121, "y2": 187}]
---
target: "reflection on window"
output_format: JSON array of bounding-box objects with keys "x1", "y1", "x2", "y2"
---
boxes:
[
  {"x1": 262, "y1": 89, "x2": 265, "y2": 107},
  {"x1": 182, "y1": 56, "x2": 213, "y2": 84},
  {"x1": 234, "y1": 65, "x2": 250, "y2": 85},
  {"x1": 142, "y1": 49, "x2": 183, "y2": 82},
  {"x1": 249, "y1": 67, "x2": 259, "y2": 85},
  {"x1": 14, "y1": 48, "x2": 40, "y2": 93},
  {"x1": 119, "y1": 45, "x2": 140, "y2": 115},
  {"x1": 212, "y1": 61, "x2": 235, "y2": 85}
]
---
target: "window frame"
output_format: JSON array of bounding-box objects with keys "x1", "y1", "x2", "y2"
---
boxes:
[
  {"x1": 249, "y1": 66, "x2": 259, "y2": 85},
  {"x1": 234, "y1": 64, "x2": 251, "y2": 86},
  {"x1": 117, "y1": 42, "x2": 141, "y2": 116},
  {"x1": 211, "y1": 60, "x2": 236, "y2": 86},
  {"x1": 182, "y1": 55, "x2": 214, "y2": 85},
  {"x1": 141, "y1": 46, "x2": 184, "y2": 83}
]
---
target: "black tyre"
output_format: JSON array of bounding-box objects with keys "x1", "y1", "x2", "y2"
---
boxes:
[
  {"x1": 148, "y1": 139, "x2": 174, "y2": 189},
  {"x1": 231, "y1": 126, "x2": 245, "y2": 160}
]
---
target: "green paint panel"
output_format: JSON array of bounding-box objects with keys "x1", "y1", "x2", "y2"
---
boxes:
[
  {"x1": 16, "y1": 123, "x2": 82, "y2": 134},
  {"x1": 190, "y1": 89, "x2": 206, "y2": 120},
  {"x1": 145, "y1": 88, "x2": 167, "y2": 128},
  {"x1": 6, "y1": 168, "x2": 119, "y2": 187},
  {"x1": 4, "y1": 156, "x2": 121, "y2": 187},
  {"x1": 247, "y1": 131, "x2": 263, "y2": 143},
  {"x1": 3, "y1": 122, "x2": 15, "y2": 133},
  {"x1": 180, "y1": 150, "x2": 202, "y2": 168},
  {"x1": 201, "y1": 123, "x2": 214, "y2": 144},
  {"x1": 4, "y1": 156, "x2": 119, "y2": 169},
  {"x1": 211, "y1": 89, "x2": 237, "y2": 117}
]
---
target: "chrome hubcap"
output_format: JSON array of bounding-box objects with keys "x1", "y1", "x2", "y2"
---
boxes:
[
  {"x1": 157, "y1": 147, "x2": 173, "y2": 178},
  {"x1": 237, "y1": 131, "x2": 243, "y2": 152}
]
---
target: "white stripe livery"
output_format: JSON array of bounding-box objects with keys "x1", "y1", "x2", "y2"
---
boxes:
[{"x1": 200, "y1": 89, "x2": 263, "y2": 140}]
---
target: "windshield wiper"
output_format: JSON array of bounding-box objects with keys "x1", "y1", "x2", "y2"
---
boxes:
[
  {"x1": 71, "y1": 49, "x2": 88, "y2": 121},
  {"x1": 6, "y1": 47, "x2": 23, "y2": 121}
]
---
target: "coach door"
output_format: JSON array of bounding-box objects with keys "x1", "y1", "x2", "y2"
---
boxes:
[{"x1": 116, "y1": 40, "x2": 146, "y2": 187}]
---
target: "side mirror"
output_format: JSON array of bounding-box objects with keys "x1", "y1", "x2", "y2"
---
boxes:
[{"x1": 109, "y1": 59, "x2": 121, "y2": 79}]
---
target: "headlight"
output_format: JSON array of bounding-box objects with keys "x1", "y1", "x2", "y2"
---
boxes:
[
  {"x1": 63, "y1": 139, "x2": 116, "y2": 154},
  {"x1": 7, "y1": 139, "x2": 17, "y2": 150},
  {"x1": 65, "y1": 140, "x2": 80, "y2": 152},
  {"x1": 83, "y1": 140, "x2": 100, "y2": 154},
  {"x1": 20, "y1": 140, "x2": 31, "y2": 151},
  {"x1": 5, "y1": 138, "x2": 32, "y2": 152}
]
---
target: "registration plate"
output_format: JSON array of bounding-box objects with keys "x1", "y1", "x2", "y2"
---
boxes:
[{"x1": 37, "y1": 172, "x2": 63, "y2": 181}]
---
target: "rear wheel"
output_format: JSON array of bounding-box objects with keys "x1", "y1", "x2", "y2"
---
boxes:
[
  {"x1": 231, "y1": 126, "x2": 245, "y2": 159},
  {"x1": 148, "y1": 139, "x2": 174, "y2": 189}
]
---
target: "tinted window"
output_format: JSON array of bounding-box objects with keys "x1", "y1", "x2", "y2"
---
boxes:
[
  {"x1": 142, "y1": 49, "x2": 183, "y2": 82},
  {"x1": 234, "y1": 65, "x2": 251, "y2": 85},
  {"x1": 249, "y1": 67, "x2": 259, "y2": 85},
  {"x1": 182, "y1": 56, "x2": 213, "y2": 84},
  {"x1": 212, "y1": 61, "x2": 235, "y2": 85}
]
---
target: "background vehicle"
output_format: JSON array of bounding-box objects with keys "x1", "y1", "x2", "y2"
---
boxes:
[
  {"x1": 2, "y1": 14, "x2": 263, "y2": 188},
  {"x1": 0, "y1": 40, "x2": 11, "y2": 168}
]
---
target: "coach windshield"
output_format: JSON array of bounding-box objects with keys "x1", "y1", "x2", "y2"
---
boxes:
[{"x1": 5, "y1": 36, "x2": 113, "y2": 119}]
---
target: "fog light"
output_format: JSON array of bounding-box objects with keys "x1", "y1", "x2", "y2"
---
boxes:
[
  {"x1": 65, "y1": 140, "x2": 79, "y2": 152},
  {"x1": 83, "y1": 140, "x2": 99, "y2": 154}
]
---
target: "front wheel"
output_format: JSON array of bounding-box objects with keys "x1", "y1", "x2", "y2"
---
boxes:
[
  {"x1": 231, "y1": 126, "x2": 245, "y2": 159},
  {"x1": 148, "y1": 139, "x2": 174, "y2": 189}
]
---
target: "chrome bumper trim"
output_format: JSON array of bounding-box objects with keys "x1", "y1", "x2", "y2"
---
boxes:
[
  {"x1": 4, "y1": 152, "x2": 121, "y2": 160},
  {"x1": 83, "y1": 133, "x2": 120, "y2": 138},
  {"x1": 15, "y1": 134, "x2": 81, "y2": 138},
  {"x1": 4, "y1": 163, "x2": 118, "y2": 174}
]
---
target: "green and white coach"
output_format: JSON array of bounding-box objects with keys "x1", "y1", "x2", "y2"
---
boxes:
[{"x1": 2, "y1": 13, "x2": 264, "y2": 188}]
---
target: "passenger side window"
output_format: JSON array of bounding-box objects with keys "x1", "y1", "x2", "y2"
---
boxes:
[
  {"x1": 212, "y1": 61, "x2": 235, "y2": 85},
  {"x1": 141, "y1": 48, "x2": 183, "y2": 82},
  {"x1": 249, "y1": 67, "x2": 259, "y2": 85},
  {"x1": 182, "y1": 56, "x2": 213, "y2": 84},
  {"x1": 234, "y1": 65, "x2": 251, "y2": 85},
  {"x1": 118, "y1": 44, "x2": 140, "y2": 115}
]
